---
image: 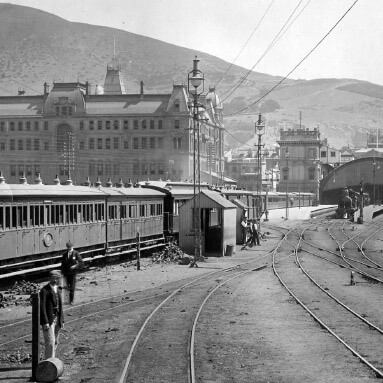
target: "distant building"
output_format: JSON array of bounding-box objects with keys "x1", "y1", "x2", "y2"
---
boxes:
[
  {"x1": 277, "y1": 127, "x2": 322, "y2": 200},
  {"x1": 0, "y1": 58, "x2": 224, "y2": 185},
  {"x1": 320, "y1": 140, "x2": 341, "y2": 167}
]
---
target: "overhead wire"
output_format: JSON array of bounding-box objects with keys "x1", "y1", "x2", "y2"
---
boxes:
[
  {"x1": 213, "y1": 0, "x2": 275, "y2": 89},
  {"x1": 226, "y1": 0, "x2": 360, "y2": 118},
  {"x1": 219, "y1": 0, "x2": 306, "y2": 103}
]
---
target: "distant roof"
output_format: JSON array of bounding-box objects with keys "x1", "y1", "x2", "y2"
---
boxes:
[
  {"x1": 0, "y1": 97, "x2": 44, "y2": 116},
  {"x1": 86, "y1": 99, "x2": 166, "y2": 115}
]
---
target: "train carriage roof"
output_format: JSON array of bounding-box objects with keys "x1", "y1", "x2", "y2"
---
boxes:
[
  {"x1": 96, "y1": 186, "x2": 165, "y2": 198},
  {"x1": 0, "y1": 183, "x2": 107, "y2": 199}
]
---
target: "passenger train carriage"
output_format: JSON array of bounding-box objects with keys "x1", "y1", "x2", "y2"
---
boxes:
[{"x1": 0, "y1": 177, "x2": 166, "y2": 276}]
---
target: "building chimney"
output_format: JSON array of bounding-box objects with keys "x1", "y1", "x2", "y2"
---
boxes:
[
  {"x1": 44, "y1": 82, "x2": 50, "y2": 99},
  {"x1": 140, "y1": 81, "x2": 145, "y2": 100}
]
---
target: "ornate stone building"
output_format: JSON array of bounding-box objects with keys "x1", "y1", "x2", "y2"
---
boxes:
[{"x1": 0, "y1": 59, "x2": 224, "y2": 185}]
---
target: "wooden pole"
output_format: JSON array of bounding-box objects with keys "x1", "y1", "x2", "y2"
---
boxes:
[
  {"x1": 136, "y1": 227, "x2": 141, "y2": 271},
  {"x1": 31, "y1": 292, "x2": 40, "y2": 381}
]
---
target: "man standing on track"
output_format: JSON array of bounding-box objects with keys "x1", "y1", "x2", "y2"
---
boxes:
[
  {"x1": 61, "y1": 241, "x2": 83, "y2": 305},
  {"x1": 40, "y1": 270, "x2": 64, "y2": 359}
]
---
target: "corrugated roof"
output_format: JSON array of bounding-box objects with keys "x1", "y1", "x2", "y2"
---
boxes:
[
  {"x1": 231, "y1": 199, "x2": 249, "y2": 209},
  {"x1": 201, "y1": 190, "x2": 236, "y2": 209}
]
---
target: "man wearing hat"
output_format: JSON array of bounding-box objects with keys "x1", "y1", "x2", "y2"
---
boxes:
[
  {"x1": 61, "y1": 241, "x2": 83, "y2": 305},
  {"x1": 40, "y1": 270, "x2": 64, "y2": 359}
]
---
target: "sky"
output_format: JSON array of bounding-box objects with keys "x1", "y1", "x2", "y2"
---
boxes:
[{"x1": 3, "y1": 0, "x2": 383, "y2": 85}]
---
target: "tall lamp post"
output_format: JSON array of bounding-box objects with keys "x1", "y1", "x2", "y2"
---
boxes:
[
  {"x1": 285, "y1": 148, "x2": 289, "y2": 220},
  {"x1": 188, "y1": 57, "x2": 204, "y2": 265},
  {"x1": 373, "y1": 158, "x2": 377, "y2": 206},
  {"x1": 255, "y1": 114, "x2": 265, "y2": 222}
]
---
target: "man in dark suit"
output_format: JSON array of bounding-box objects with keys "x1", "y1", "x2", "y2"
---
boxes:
[
  {"x1": 40, "y1": 270, "x2": 64, "y2": 359},
  {"x1": 61, "y1": 241, "x2": 83, "y2": 305}
]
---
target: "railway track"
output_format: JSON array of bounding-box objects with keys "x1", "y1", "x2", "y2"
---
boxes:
[
  {"x1": 3, "y1": 217, "x2": 383, "y2": 382},
  {"x1": 273, "y1": 222, "x2": 383, "y2": 378}
]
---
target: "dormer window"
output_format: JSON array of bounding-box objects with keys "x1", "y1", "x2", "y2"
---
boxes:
[{"x1": 175, "y1": 99, "x2": 180, "y2": 109}]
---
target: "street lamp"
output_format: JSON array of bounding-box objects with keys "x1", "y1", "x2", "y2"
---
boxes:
[
  {"x1": 188, "y1": 56, "x2": 204, "y2": 265},
  {"x1": 285, "y1": 148, "x2": 289, "y2": 220},
  {"x1": 372, "y1": 158, "x2": 377, "y2": 206},
  {"x1": 255, "y1": 114, "x2": 265, "y2": 222}
]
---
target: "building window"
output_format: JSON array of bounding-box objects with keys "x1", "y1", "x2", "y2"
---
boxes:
[
  {"x1": 68, "y1": 107, "x2": 73, "y2": 116},
  {"x1": 113, "y1": 164, "x2": 119, "y2": 176},
  {"x1": 18, "y1": 139, "x2": 23, "y2": 150},
  {"x1": 97, "y1": 163, "x2": 103, "y2": 176},
  {"x1": 123, "y1": 120, "x2": 129, "y2": 130},
  {"x1": 10, "y1": 122, "x2": 15, "y2": 131},
  {"x1": 142, "y1": 137, "x2": 147, "y2": 149},
  {"x1": 34, "y1": 122, "x2": 39, "y2": 131},
  {"x1": 150, "y1": 137, "x2": 155, "y2": 149},
  {"x1": 133, "y1": 161, "x2": 139, "y2": 175},
  {"x1": 80, "y1": 121, "x2": 84, "y2": 130},
  {"x1": 35, "y1": 165, "x2": 40, "y2": 176},
  {"x1": 26, "y1": 165, "x2": 32, "y2": 176},
  {"x1": 79, "y1": 141, "x2": 85, "y2": 150},
  {"x1": 10, "y1": 165, "x2": 16, "y2": 176},
  {"x1": 113, "y1": 120, "x2": 119, "y2": 130},
  {"x1": 142, "y1": 163, "x2": 148, "y2": 175},
  {"x1": 18, "y1": 122, "x2": 23, "y2": 131},
  {"x1": 97, "y1": 138, "x2": 102, "y2": 149},
  {"x1": 0, "y1": 122, "x2": 5, "y2": 131},
  {"x1": 106, "y1": 164, "x2": 111, "y2": 175},
  {"x1": 321, "y1": 151, "x2": 326, "y2": 158},
  {"x1": 44, "y1": 121, "x2": 48, "y2": 130},
  {"x1": 331, "y1": 151, "x2": 336, "y2": 157},
  {"x1": 56, "y1": 107, "x2": 60, "y2": 116},
  {"x1": 98, "y1": 121, "x2": 103, "y2": 130},
  {"x1": 174, "y1": 120, "x2": 180, "y2": 129},
  {"x1": 158, "y1": 120, "x2": 163, "y2": 129},
  {"x1": 89, "y1": 120, "x2": 94, "y2": 130},
  {"x1": 175, "y1": 101, "x2": 180, "y2": 109},
  {"x1": 62, "y1": 107, "x2": 67, "y2": 116},
  {"x1": 158, "y1": 164, "x2": 164, "y2": 175},
  {"x1": 142, "y1": 120, "x2": 147, "y2": 129},
  {"x1": 18, "y1": 165, "x2": 24, "y2": 177},
  {"x1": 150, "y1": 164, "x2": 156, "y2": 175},
  {"x1": 89, "y1": 138, "x2": 95, "y2": 150},
  {"x1": 158, "y1": 137, "x2": 163, "y2": 149},
  {"x1": 26, "y1": 121, "x2": 31, "y2": 131},
  {"x1": 34, "y1": 139, "x2": 39, "y2": 150},
  {"x1": 0, "y1": 142, "x2": 5, "y2": 150},
  {"x1": 133, "y1": 138, "x2": 139, "y2": 149},
  {"x1": 26, "y1": 139, "x2": 32, "y2": 151},
  {"x1": 150, "y1": 120, "x2": 154, "y2": 129},
  {"x1": 133, "y1": 120, "x2": 139, "y2": 130},
  {"x1": 106, "y1": 138, "x2": 111, "y2": 149},
  {"x1": 106, "y1": 121, "x2": 111, "y2": 130},
  {"x1": 124, "y1": 140, "x2": 129, "y2": 149},
  {"x1": 113, "y1": 137, "x2": 119, "y2": 149},
  {"x1": 173, "y1": 137, "x2": 181, "y2": 150},
  {"x1": 89, "y1": 163, "x2": 95, "y2": 176},
  {"x1": 309, "y1": 168, "x2": 315, "y2": 180},
  {"x1": 44, "y1": 142, "x2": 49, "y2": 150}
]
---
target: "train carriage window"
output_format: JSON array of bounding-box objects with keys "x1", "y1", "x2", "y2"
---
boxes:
[
  {"x1": 129, "y1": 204, "x2": 137, "y2": 218},
  {"x1": 121, "y1": 205, "x2": 127, "y2": 219},
  {"x1": 0, "y1": 206, "x2": 3, "y2": 230},
  {"x1": 108, "y1": 205, "x2": 118, "y2": 220},
  {"x1": 139, "y1": 204, "x2": 146, "y2": 217},
  {"x1": 156, "y1": 203, "x2": 163, "y2": 216},
  {"x1": 89, "y1": 204, "x2": 94, "y2": 222},
  {"x1": 5, "y1": 206, "x2": 11, "y2": 229},
  {"x1": 150, "y1": 204, "x2": 156, "y2": 216},
  {"x1": 45, "y1": 205, "x2": 51, "y2": 226}
]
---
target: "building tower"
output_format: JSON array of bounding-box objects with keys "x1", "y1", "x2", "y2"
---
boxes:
[{"x1": 103, "y1": 42, "x2": 126, "y2": 95}]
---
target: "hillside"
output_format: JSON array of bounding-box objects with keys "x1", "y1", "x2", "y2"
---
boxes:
[{"x1": 1, "y1": 4, "x2": 383, "y2": 151}]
